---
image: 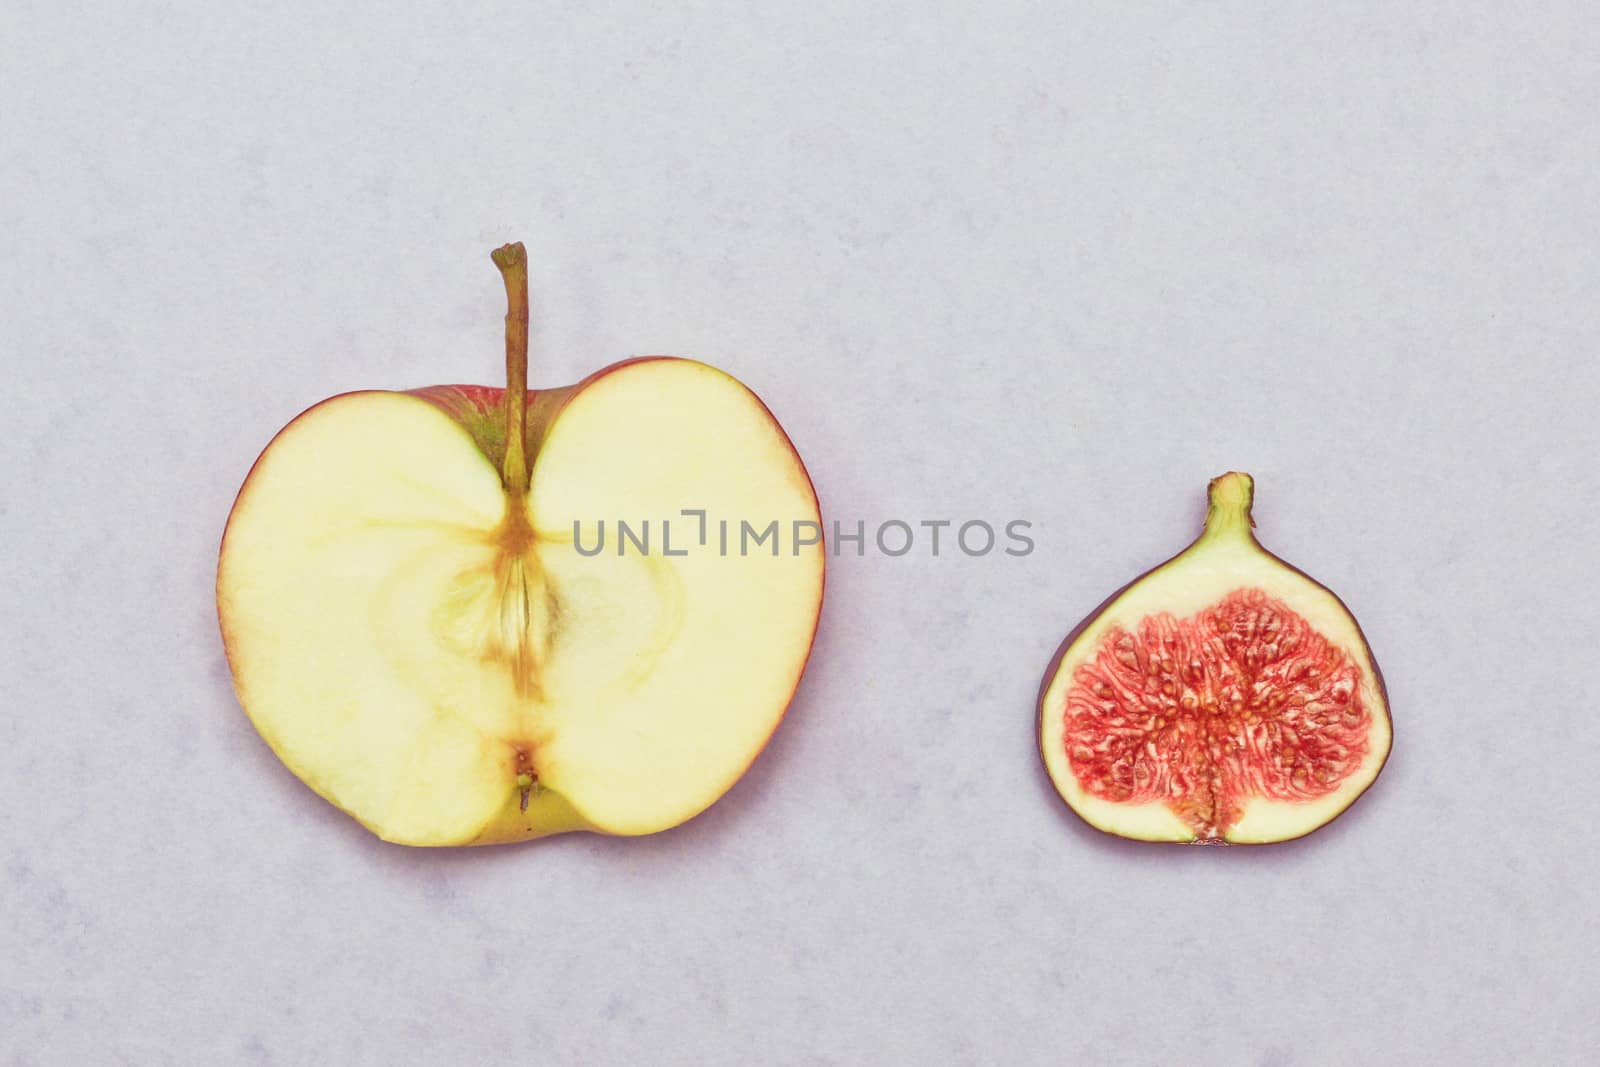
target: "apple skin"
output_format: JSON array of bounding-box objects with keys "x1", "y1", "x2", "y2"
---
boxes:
[
  {"x1": 217, "y1": 354, "x2": 825, "y2": 845},
  {"x1": 1035, "y1": 475, "x2": 1393, "y2": 846}
]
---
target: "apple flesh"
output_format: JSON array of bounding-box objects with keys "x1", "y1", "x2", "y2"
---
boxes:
[{"x1": 217, "y1": 245, "x2": 824, "y2": 846}]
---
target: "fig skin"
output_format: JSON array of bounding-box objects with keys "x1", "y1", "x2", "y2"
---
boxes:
[{"x1": 1035, "y1": 473, "x2": 1393, "y2": 846}]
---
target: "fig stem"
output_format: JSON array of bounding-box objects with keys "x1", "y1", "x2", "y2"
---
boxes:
[
  {"x1": 491, "y1": 242, "x2": 530, "y2": 496},
  {"x1": 1202, "y1": 471, "x2": 1255, "y2": 540}
]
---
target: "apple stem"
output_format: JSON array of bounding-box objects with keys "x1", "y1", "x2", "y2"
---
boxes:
[{"x1": 492, "y1": 242, "x2": 530, "y2": 495}]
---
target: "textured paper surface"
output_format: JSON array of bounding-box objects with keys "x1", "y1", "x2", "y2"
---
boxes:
[{"x1": 3, "y1": 3, "x2": 1598, "y2": 1064}]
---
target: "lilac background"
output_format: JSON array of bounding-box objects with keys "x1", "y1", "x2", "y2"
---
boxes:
[{"x1": 4, "y1": 3, "x2": 1598, "y2": 1064}]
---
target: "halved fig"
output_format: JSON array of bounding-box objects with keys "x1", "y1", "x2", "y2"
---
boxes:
[{"x1": 1038, "y1": 473, "x2": 1391, "y2": 844}]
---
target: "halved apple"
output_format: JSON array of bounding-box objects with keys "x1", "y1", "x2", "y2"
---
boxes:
[{"x1": 217, "y1": 244, "x2": 825, "y2": 846}]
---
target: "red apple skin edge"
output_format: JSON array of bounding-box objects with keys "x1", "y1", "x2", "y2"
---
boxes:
[
  {"x1": 1033, "y1": 502, "x2": 1393, "y2": 847},
  {"x1": 216, "y1": 259, "x2": 826, "y2": 839}
]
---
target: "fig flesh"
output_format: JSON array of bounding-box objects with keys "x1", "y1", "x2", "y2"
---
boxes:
[{"x1": 1038, "y1": 473, "x2": 1391, "y2": 844}]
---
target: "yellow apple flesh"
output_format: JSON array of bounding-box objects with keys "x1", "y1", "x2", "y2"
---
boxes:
[{"x1": 217, "y1": 248, "x2": 824, "y2": 846}]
